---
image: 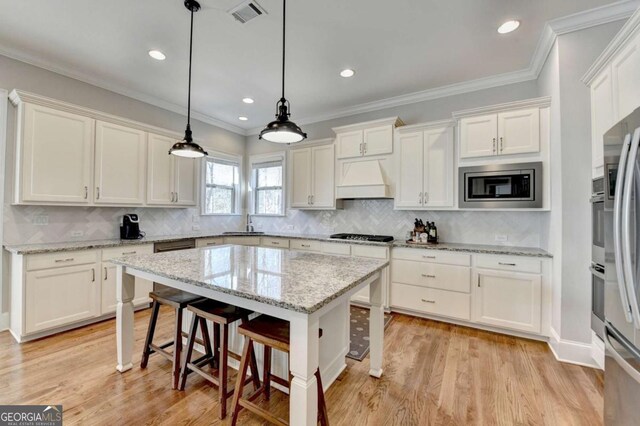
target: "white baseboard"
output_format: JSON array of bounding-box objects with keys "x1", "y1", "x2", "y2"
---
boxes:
[
  {"x1": 548, "y1": 327, "x2": 600, "y2": 369},
  {"x1": 0, "y1": 312, "x2": 8, "y2": 331},
  {"x1": 591, "y1": 332, "x2": 605, "y2": 370}
]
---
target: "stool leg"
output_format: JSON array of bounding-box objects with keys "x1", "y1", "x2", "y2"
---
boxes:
[
  {"x1": 171, "y1": 307, "x2": 184, "y2": 390},
  {"x1": 199, "y1": 317, "x2": 215, "y2": 369},
  {"x1": 316, "y1": 368, "x2": 329, "y2": 426},
  {"x1": 178, "y1": 313, "x2": 199, "y2": 391},
  {"x1": 218, "y1": 324, "x2": 229, "y2": 419},
  {"x1": 241, "y1": 316, "x2": 261, "y2": 391},
  {"x1": 140, "y1": 300, "x2": 160, "y2": 369},
  {"x1": 231, "y1": 337, "x2": 253, "y2": 426},
  {"x1": 213, "y1": 319, "x2": 221, "y2": 369},
  {"x1": 263, "y1": 346, "x2": 272, "y2": 400}
]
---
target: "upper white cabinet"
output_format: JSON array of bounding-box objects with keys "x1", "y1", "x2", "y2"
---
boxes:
[
  {"x1": 15, "y1": 102, "x2": 94, "y2": 204},
  {"x1": 333, "y1": 117, "x2": 403, "y2": 159},
  {"x1": 94, "y1": 121, "x2": 147, "y2": 205},
  {"x1": 147, "y1": 133, "x2": 198, "y2": 207},
  {"x1": 459, "y1": 108, "x2": 540, "y2": 159},
  {"x1": 590, "y1": 68, "x2": 614, "y2": 178},
  {"x1": 395, "y1": 121, "x2": 454, "y2": 209},
  {"x1": 289, "y1": 142, "x2": 337, "y2": 209},
  {"x1": 611, "y1": 38, "x2": 640, "y2": 121}
]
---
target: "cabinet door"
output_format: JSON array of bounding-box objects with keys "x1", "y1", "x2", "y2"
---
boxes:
[
  {"x1": 497, "y1": 108, "x2": 540, "y2": 156},
  {"x1": 612, "y1": 39, "x2": 640, "y2": 121},
  {"x1": 423, "y1": 126, "x2": 454, "y2": 207},
  {"x1": 174, "y1": 156, "x2": 198, "y2": 206},
  {"x1": 289, "y1": 148, "x2": 312, "y2": 208},
  {"x1": 363, "y1": 125, "x2": 393, "y2": 157},
  {"x1": 395, "y1": 132, "x2": 424, "y2": 208},
  {"x1": 20, "y1": 103, "x2": 94, "y2": 203},
  {"x1": 473, "y1": 269, "x2": 541, "y2": 334},
  {"x1": 94, "y1": 121, "x2": 146, "y2": 205},
  {"x1": 25, "y1": 264, "x2": 100, "y2": 333},
  {"x1": 147, "y1": 133, "x2": 175, "y2": 205},
  {"x1": 336, "y1": 130, "x2": 364, "y2": 159},
  {"x1": 459, "y1": 114, "x2": 497, "y2": 159},
  {"x1": 100, "y1": 263, "x2": 152, "y2": 314},
  {"x1": 591, "y1": 67, "x2": 614, "y2": 178},
  {"x1": 311, "y1": 144, "x2": 335, "y2": 208}
]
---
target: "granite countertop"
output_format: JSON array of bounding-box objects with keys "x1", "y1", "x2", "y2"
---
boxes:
[
  {"x1": 3, "y1": 231, "x2": 552, "y2": 258},
  {"x1": 110, "y1": 245, "x2": 389, "y2": 314}
]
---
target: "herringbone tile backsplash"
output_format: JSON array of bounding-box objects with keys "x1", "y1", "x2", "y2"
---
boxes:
[{"x1": 3, "y1": 199, "x2": 546, "y2": 248}]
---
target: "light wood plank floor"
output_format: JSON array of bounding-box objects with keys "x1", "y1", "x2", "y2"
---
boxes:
[{"x1": 0, "y1": 307, "x2": 604, "y2": 425}]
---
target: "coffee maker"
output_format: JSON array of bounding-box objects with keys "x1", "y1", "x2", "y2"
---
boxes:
[{"x1": 120, "y1": 214, "x2": 143, "y2": 240}]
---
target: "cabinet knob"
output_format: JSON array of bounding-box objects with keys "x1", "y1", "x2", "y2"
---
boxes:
[{"x1": 96, "y1": 187, "x2": 100, "y2": 200}]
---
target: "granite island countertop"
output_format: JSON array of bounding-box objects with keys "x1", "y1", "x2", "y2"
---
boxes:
[
  {"x1": 3, "y1": 231, "x2": 552, "y2": 258},
  {"x1": 111, "y1": 245, "x2": 389, "y2": 314}
]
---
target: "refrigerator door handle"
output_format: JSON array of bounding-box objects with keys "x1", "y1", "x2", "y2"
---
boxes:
[
  {"x1": 605, "y1": 325, "x2": 640, "y2": 384},
  {"x1": 621, "y1": 127, "x2": 640, "y2": 328},
  {"x1": 615, "y1": 132, "x2": 634, "y2": 323}
]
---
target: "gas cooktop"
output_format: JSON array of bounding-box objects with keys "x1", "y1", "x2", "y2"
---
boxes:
[{"x1": 329, "y1": 233, "x2": 394, "y2": 242}]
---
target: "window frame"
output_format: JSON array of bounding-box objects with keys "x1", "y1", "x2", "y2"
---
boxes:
[
  {"x1": 201, "y1": 150, "x2": 243, "y2": 216},
  {"x1": 249, "y1": 152, "x2": 286, "y2": 217}
]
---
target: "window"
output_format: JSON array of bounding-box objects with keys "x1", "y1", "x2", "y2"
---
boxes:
[
  {"x1": 251, "y1": 154, "x2": 285, "y2": 215},
  {"x1": 202, "y1": 154, "x2": 241, "y2": 215}
]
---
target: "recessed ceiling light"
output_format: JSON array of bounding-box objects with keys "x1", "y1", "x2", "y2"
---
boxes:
[
  {"x1": 148, "y1": 50, "x2": 166, "y2": 60},
  {"x1": 498, "y1": 20, "x2": 520, "y2": 34},
  {"x1": 242, "y1": 97, "x2": 254, "y2": 104},
  {"x1": 238, "y1": 116, "x2": 248, "y2": 121},
  {"x1": 340, "y1": 69, "x2": 355, "y2": 78}
]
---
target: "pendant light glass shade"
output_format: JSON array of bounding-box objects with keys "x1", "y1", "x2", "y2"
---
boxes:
[
  {"x1": 170, "y1": 0, "x2": 208, "y2": 158},
  {"x1": 259, "y1": 0, "x2": 306, "y2": 144}
]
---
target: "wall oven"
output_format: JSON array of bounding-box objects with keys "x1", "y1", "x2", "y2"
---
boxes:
[{"x1": 458, "y1": 162, "x2": 543, "y2": 208}]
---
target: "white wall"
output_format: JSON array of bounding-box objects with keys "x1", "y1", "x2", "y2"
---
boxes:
[{"x1": 0, "y1": 88, "x2": 7, "y2": 330}]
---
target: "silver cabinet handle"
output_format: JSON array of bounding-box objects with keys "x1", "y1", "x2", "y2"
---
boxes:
[
  {"x1": 310, "y1": 195, "x2": 314, "y2": 205},
  {"x1": 492, "y1": 138, "x2": 496, "y2": 153},
  {"x1": 422, "y1": 255, "x2": 436, "y2": 259},
  {"x1": 478, "y1": 275, "x2": 481, "y2": 287},
  {"x1": 104, "y1": 267, "x2": 108, "y2": 280},
  {"x1": 421, "y1": 274, "x2": 436, "y2": 278},
  {"x1": 122, "y1": 251, "x2": 137, "y2": 255},
  {"x1": 84, "y1": 186, "x2": 88, "y2": 199},
  {"x1": 363, "y1": 142, "x2": 367, "y2": 154},
  {"x1": 91, "y1": 268, "x2": 95, "y2": 282},
  {"x1": 500, "y1": 137, "x2": 504, "y2": 152},
  {"x1": 307, "y1": 195, "x2": 311, "y2": 205},
  {"x1": 301, "y1": 244, "x2": 311, "y2": 248},
  {"x1": 418, "y1": 192, "x2": 423, "y2": 205},
  {"x1": 424, "y1": 192, "x2": 428, "y2": 205},
  {"x1": 206, "y1": 242, "x2": 218, "y2": 246},
  {"x1": 96, "y1": 187, "x2": 100, "y2": 199},
  {"x1": 54, "y1": 257, "x2": 74, "y2": 263},
  {"x1": 272, "y1": 241, "x2": 280, "y2": 245},
  {"x1": 498, "y1": 262, "x2": 516, "y2": 266},
  {"x1": 421, "y1": 299, "x2": 436, "y2": 304},
  {"x1": 360, "y1": 143, "x2": 364, "y2": 155},
  {"x1": 176, "y1": 192, "x2": 179, "y2": 203}
]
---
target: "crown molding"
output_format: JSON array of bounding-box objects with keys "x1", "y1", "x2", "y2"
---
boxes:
[
  {"x1": 452, "y1": 96, "x2": 552, "y2": 119},
  {"x1": 0, "y1": 45, "x2": 248, "y2": 136},
  {"x1": 331, "y1": 116, "x2": 404, "y2": 134},
  {"x1": 396, "y1": 119, "x2": 455, "y2": 133}
]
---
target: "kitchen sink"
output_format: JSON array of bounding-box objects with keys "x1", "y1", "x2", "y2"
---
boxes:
[{"x1": 222, "y1": 231, "x2": 265, "y2": 235}]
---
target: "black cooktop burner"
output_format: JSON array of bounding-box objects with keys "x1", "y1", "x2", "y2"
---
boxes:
[{"x1": 329, "y1": 233, "x2": 394, "y2": 242}]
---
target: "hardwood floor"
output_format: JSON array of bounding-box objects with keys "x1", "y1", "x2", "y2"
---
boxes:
[{"x1": 0, "y1": 307, "x2": 604, "y2": 425}]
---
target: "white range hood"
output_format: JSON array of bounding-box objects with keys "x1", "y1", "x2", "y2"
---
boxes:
[{"x1": 336, "y1": 160, "x2": 391, "y2": 199}]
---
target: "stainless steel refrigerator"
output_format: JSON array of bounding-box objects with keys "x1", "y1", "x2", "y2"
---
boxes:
[{"x1": 603, "y1": 107, "x2": 640, "y2": 425}]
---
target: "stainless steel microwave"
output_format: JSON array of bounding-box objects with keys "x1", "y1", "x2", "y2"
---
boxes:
[{"x1": 458, "y1": 162, "x2": 543, "y2": 208}]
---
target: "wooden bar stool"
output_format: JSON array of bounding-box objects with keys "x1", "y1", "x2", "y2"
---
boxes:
[
  {"x1": 140, "y1": 288, "x2": 205, "y2": 389},
  {"x1": 179, "y1": 299, "x2": 261, "y2": 419},
  {"x1": 230, "y1": 315, "x2": 329, "y2": 426}
]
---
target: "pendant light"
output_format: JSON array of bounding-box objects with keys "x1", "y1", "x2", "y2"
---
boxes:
[
  {"x1": 169, "y1": 0, "x2": 208, "y2": 158},
  {"x1": 259, "y1": 0, "x2": 307, "y2": 144}
]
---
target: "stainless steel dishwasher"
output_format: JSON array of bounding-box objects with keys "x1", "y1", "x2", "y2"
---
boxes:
[{"x1": 153, "y1": 239, "x2": 196, "y2": 291}]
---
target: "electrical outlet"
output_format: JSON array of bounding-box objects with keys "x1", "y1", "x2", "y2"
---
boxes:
[
  {"x1": 494, "y1": 234, "x2": 508, "y2": 243},
  {"x1": 192, "y1": 224, "x2": 201, "y2": 231},
  {"x1": 286, "y1": 224, "x2": 295, "y2": 231},
  {"x1": 32, "y1": 214, "x2": 49, "y2": 225},
  {"x1": 70, "y1": 230, "x2": 84, "y2": 238}
]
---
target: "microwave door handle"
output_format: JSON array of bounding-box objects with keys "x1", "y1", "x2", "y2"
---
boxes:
[
  {"x1": 622, "y1": 128, "x2": 640, "y2": 328},
  {"x1": 615, "y1": 132, "x2": 634, "y2": 323}
]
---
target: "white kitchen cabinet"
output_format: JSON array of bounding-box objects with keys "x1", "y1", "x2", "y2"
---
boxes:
[
  {"x1": 590, "y1": 67, "x2": 614, "y2": 178},
  {"x1": 612, "y1": 38, "x2": 640, "y2": 121},
  {"x1": 196, "y1": 237, "x2": 225, "y2": 248},
  {"x1": 16, "y1": 102, "x2": 94, "y2": 204},
  {"x1": 459, "y1": 109, "x2": 540, "y2": 159},
  {"x1": 147, "y1": 133, "x2": 197, "y2": 207},
  {"x1": 289, "y1": 143, "x2": 336, "y2": 209},
  {"x1": 94, "y1": 121, "x2": 147, "y2": 205},
  {"x1": 363, "y1": 125, "x2": 394, "y2": 156},
  {"x1": 25, "y1": 263, "x2": 100, "y2": 334},
  {"x1": 395, "y1": 122, "x2": 454, "y2": 209},
  {"x1": 473, "y1": 269, "x2": 542, "y2": 334},
  {"x1": 333, "y1": 117, "x2": 402, "y2": 159},
  {"x1": 350, "y1": 245, "x2": 389, "y2": 306},
  {"x1": 335, "y1": 130, "x2": 363, "y2": 159}
]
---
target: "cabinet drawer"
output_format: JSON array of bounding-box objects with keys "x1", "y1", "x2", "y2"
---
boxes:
[
  {"x1": 290, "y1": 239, "x2": 321, "y2": 252},
  {"x1": 26, "y1": 250, "x2": 99, "y2": 271},
  {"x1": 261, "y1": 238, "x2": 290, "y2": 248},
  {"x1": 101, "y1": 244, "x2": 153, "y2": 261},
  {"x1": 321, "y1": 243, "x2": 351, "y2": 256},
  {"x1": 391, "y1": 259, "x2": 471, "y2": 293},
  {"x1": 474, "y1": 255, "x2": 541, "y2": 274},
  {"x1": 224, "y1": 236, "x2": 261, "y2": 246},
  {"x1": 391, "y1": 283, "x2": 470, "y2": 320},
  {"x1": 392, "y1": 247, "x2": 470, "y2": 266},
  {"x1": 196, "y1": 238, "x2": 225, "y2": 248},
  {"x1": 352, "y1": 245, "x2": 388, "y2": 259}
]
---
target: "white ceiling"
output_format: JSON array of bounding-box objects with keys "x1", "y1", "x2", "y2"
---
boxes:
[{"x1": 0, "y1": 0, "x2": 624, "y2": 133}]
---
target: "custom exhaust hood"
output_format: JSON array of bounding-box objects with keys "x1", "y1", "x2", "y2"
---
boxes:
[{"x1": 336, "y1": 160, "x2": 391, "y2": 199}]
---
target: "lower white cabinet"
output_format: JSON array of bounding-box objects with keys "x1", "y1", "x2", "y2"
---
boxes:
[
  {"x1": 196, "y1": 237, "x2": 225, "y2": 248},
  {"x1": 100, "y1": 245, "x2": 154, "y2": 314},
  {"x1": 25, "y1": 263, "x2": 100, "y2": 334},
  {"x1": 472, "y1": 269, "x2": 542, "y2": 334},
  {"x1": 391, "y1": 282, "x2": 471, "y2": 320}
]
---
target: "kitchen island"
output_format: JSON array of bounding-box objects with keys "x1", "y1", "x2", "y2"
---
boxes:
[{"x1": 111, "y1": 245, "x2": 388, "y2": 426}]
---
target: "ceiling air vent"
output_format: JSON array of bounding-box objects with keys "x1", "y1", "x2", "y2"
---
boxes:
[{"x1": 228, "y1": 0, "x2": 267, "y2": 24}]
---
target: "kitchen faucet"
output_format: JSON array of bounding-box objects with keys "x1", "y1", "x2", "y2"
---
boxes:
[{"x1": 246, "y1": 213, "x2": 254, "y2": 232}]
